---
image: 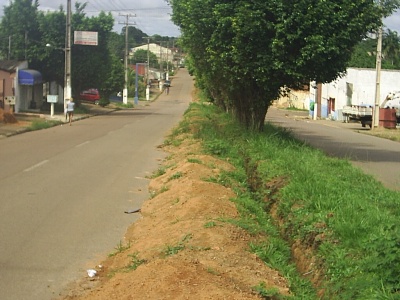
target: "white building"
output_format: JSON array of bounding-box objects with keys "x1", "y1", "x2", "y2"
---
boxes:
[
  {"x1": 130, "y1": 43, "x2": 174, "y2": 63},
  {"x1": 310, "y1": 68, "x2": 400, "y2": 120}
]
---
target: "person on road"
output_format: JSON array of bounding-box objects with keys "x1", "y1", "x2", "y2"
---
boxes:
[{"x1": 66, "y1": 98, "x2": 75, "y2": 126}]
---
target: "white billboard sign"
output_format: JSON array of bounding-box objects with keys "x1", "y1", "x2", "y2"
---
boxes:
[{"x1": 74, "y1": 31, "x2": 98, "y2": 46}]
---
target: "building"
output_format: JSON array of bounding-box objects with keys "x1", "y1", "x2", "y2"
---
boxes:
[
  {"x1": 130, "y1": 43, "x2": 174, "y2": 63},
  {"x1": 0, "y1": 60, "x2": 43, "y2": 113},
  {"x1": 311, "y1": 68, "x2": 400, "y2": 120}
]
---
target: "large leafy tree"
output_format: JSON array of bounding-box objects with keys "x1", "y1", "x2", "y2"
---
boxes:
[
  {"x1": 348, "y1": 29, "x2": 400, "y2": 69},
  {"x1": 171, "y1": 0, "x2": 398, "y2": 130},
  {"x1": 131, "y1": 49, "x2": 159, "y2": 68},
  {"x1": 0, "y1": 1, "x2": 123, "y2": 102},
  {"x1": 0, "y1": 0, "x2": 41, "y2": 60},
  {"x1": 347, "y1": 38, "x2": 378, "y2": 68},
  {"x1": 383, "y1": 29, "x2": 400, "y2": 66}
]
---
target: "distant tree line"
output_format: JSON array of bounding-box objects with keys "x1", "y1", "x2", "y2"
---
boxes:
[
  {"x1": 0, "y1": 0, "x2": 176, "y2": 102},
  {"x1": 348, "y1": 29, "x2": 400, "y2": 69}
]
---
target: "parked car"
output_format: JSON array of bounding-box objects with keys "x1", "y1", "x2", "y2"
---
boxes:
[{"x1": 79, "y1": 89, "x2": 100, "y2": 104}]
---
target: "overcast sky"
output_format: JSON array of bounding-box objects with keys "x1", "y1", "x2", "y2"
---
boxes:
[
  {"x1": 0, "y1": 0, "x2": 399, "y2": 37},
  {"x1": 1, "y1": 0, "x2": 181, "y2": 37}
]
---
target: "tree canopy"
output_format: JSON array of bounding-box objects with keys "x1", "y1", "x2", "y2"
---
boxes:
[
  {"x1": 170, "y1": 0, "x2": 400, "y2": 130},
  {"x1": 348, "y1": 29, "x2": 400, "y2": 69},
  {"x1": 0, "y1": 0, "x2": 181, "y2": 103}
]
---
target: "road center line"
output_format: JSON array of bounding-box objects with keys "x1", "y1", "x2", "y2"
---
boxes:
[
  {"x1": 76, "y1": 141, "x2": 90, "y2": 148},
  {"x1": 24, "y1": 160, "x2": 49, "y2": 172}
]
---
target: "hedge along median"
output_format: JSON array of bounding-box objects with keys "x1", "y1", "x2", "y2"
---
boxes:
[{"x1": 182, "y1": 100, "x2": 400, "y2": 299}]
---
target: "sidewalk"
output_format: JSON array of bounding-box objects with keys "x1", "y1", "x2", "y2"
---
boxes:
[{"x1": 0, "y1": 104, "x2": 117, "y2": 139}]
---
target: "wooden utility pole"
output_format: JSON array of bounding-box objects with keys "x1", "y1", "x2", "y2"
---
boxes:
[
  {"x1": 119, "y1": 13, "x2": 136, "y2": 104},
  {"x1": 373, "y1": 24, "x2": 383, "y2": 129}
]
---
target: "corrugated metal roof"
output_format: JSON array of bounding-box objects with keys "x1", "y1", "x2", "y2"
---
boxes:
[{"x1": 0, "y1": 60, "x2": 24, "y2": 72}]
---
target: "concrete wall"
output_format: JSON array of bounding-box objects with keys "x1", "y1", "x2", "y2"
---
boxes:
[
  {"x1": 0, "y1": 70, "x2": 15, "y2": 112},
  {"x1": 316, "y1": 68, "x2": 400, "y2": 120},
  {"x1": 274, "y1": 90, "x2": 310, "y2": 110},
  {"x1": 254, "y1": 68, "x2": 400, "y2": 121}
]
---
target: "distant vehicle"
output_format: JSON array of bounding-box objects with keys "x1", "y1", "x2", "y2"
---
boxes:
[
  {"x1": 79, "y1": 89, "x2": 100, "y2": 105},
  {"x1": 164, "y1": 80, "x2": 171, "y2": 87}
]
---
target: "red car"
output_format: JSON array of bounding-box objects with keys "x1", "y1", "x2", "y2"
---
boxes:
[{"x1": 79, "y1": 89, "x2": 100, "y2": 104}]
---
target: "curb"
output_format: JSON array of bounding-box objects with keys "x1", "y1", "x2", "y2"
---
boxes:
[{"x1": 0, "y1": 108, "x2": 118, "y2": 139}]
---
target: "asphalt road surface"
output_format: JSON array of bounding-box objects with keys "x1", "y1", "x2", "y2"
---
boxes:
[
  {"x1": 0, "y1": 69, "x2": 193, "y2": 299},
  {"x1": 266, "y1": 107, "x2": 400, "y2": 191}
]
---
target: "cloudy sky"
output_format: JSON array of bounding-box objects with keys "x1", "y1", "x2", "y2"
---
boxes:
[
  {"x1": 1, "y1": 0, "x2": 181, "y2": 37},
  {"x1": 0, "y1": 0, "x2": 399, "y2": 37}
]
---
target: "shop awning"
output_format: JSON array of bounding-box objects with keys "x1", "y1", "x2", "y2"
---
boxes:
[{"x1": 18, "y1": 69, "x2": 42, "y2": 85}]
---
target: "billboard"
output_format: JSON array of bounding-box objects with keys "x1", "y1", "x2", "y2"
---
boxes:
[{"x1": 74, "y1": 31, "x2": 98, "y2": 46}]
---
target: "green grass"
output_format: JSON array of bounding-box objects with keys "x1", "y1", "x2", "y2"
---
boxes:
[
  {"x1": 162, "y1": 233, "x2": 193, "y2": 257},
  {"x1": 167, "y1": 101, "x2": 400, "y2": 299},
  {"x1": 108, "y1": 240, "x2": 131, "y2": 257},
  {"x1": 125, "y1": 252, "x2": 147, "y2": 271},
  {"x1": 27, "y1": 119, "x2": 63, "y2": 131}
]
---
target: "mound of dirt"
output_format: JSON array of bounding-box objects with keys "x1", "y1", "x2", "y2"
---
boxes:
[
  {"x1": 60, "y1": 136, "x2": 290, "y2": 299},
  {"x1": 0, "y1": 109, "x2": 18, "y2": 123}
]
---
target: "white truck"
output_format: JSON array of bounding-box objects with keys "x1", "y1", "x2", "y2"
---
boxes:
[{"x1": 342, "y1": 91, "x2": 400, "y2": 127}]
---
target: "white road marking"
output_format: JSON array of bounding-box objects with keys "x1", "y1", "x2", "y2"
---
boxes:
[
  {"x1": 24, "y1": 160, "x2": 49, "y2": 172},
  {"x1": 76, "y1": 141, "x2": 90, "y2": 148}
]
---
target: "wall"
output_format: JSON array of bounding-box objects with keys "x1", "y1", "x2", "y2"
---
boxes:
[
  {"x1": 0, "y1": 70, "x2": 15, "y2": 112},
  {"x1": 274, "y1": 90, "x2": 310, "y2": 110},
  {"x1": 317, "y1": 68, "x2": 400, "y2": 120}
]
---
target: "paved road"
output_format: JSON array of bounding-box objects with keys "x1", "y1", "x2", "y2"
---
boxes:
[
  {"x1": 266, "y1": 107, "x2": 400, "y2": 191},
  {"x1": 0, "y1": 69, "x2": 193, "y2": 299}
]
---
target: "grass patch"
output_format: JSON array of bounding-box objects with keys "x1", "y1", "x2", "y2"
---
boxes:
[
  {"x1": 109, "y1": 240, "x2": 131, "y2": 257},
  {"x1": 166, "y1": 101, "x2": 400, "y2": 299},
  {"x1": 125, "y1": 252, "x2": 147, "y2": 271},
  {"x1": 149, "y1": 166, "x2": 166, "y2": 178},
  {"x1": 168, "y1": 171, "x2": 183, "y2": 181},
  {"x1": 113, "y1": 102, "x2": 134, "y2": 109},
  {"x1": 187, "y1": 157, "x2": 202, "y2": 164},
  {"x1": 204, "y1": 221, "x2": 217, "y2": 228},
  {"x1": 27, "y1": 119, "x2": 63, "y2": 131},
  {"x1": 162, "y1": 233, "x2": 193, "y2": 257}
]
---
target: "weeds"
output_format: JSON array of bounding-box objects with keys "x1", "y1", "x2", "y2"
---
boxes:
[
  {"x1": 187, "y1": 158, "x2": 202, "y2": 164},
  {"x1": 125, "y1": 252, "x2": 147, "y2": 271},
  {"x1": 149, "y1": 166, "x2": 166, "y2": 178},
  {"x1": 109, "y1": 240, "x2": 131, "y2": 257},
  {"x1": 252, "y1": 282, "x2": 282, "y2": 299},
  {"x1": 171, "y1": 102, "x2": 400, "y2": 299},
  {"x1": 27, "y1": 119, "x2": 63, "y2": 131},
  {"x1": 168, "y1": 171, "x2": 183, "y2": 181},
  {"x1": 204, "y1": 221, "x2": 217, "y2": 228},
  {"x1": 163, "y1": 233, "x2": 193, "y2": 257}
]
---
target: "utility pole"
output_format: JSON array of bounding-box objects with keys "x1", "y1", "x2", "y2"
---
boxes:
[
  {"x1": 166, "y1": 41, "x2": 169, "y2": 81},
  {"x1": 143, "y1": 37, "x2": 151, "y2": 101},
  {"x1": 119, "y1": 13, "x2": 136, "y2": 105},
  {"x1": 64, "y1": 0, "x2": 72, "y2": 109},
  {"x1": 8, "y1": 36, "x2": 11, "y2": 60},
  {"x1": 159, "y1": 41, "x2": 163, "y2": 91},
  {"x1": 373, "y1": 24, "x2": 383, "y2": 129}
]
